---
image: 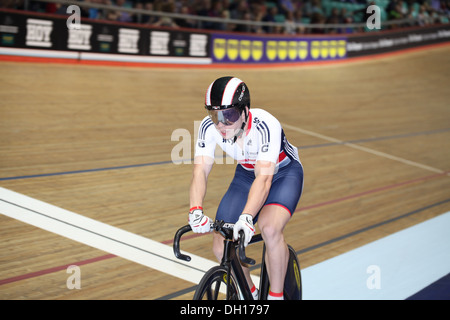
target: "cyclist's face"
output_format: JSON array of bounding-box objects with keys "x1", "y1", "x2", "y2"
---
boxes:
[{"x1": 207, "y1": 107, "x2": 244, "y2": 139}]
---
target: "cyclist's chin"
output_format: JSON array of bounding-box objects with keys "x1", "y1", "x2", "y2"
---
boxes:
[{"x1": 217, "y1": 127, "x2": 238, "y2": 140}]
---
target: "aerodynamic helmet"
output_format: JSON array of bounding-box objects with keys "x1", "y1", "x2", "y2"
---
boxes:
[{"x1": 205, "y1": 76, "x2": 250, "y2": 112}]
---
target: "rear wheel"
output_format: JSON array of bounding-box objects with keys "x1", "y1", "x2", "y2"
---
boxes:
[
  {"x1": 283, "y1": 245, "x2": 302, "y2": 300},
  {"x1": 259, "y1": 244, "x2": 302, "y2": 300},
  {"x1": 193, "y1": 266, "x2": 240, "y2": 300}
]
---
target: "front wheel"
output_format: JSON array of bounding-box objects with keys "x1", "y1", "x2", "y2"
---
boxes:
[{"x1": 193, "y1": 266, "x2": 241, "y2": 300}]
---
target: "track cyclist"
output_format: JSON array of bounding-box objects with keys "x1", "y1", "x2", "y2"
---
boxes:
[{"x1": 188, "y1": 76, "x2": 304, "y2": 300}]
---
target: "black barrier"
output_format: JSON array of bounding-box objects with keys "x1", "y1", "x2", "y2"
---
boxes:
[
  {"x1": 347, "y1": 25, "x2": 450, "y2": 57},
  {"x1": 0, "y1": 9, "x2": 210, "y2": 62}
]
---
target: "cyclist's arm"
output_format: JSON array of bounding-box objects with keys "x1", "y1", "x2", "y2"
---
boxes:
[
  {"x1": 191, "y1": 116, "x2": 216, "y2": 208},
  {"x1": 241, "y1": 160, "x2": 275, "y2": 218},
  {"x1": 190, "y1": 155, "x2": 214, "y2": 208},
  {"x1": 243, "y1": 111, "x2": 280, "y2": 217}
]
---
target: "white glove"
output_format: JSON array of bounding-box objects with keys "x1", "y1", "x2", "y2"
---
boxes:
[
  {"x1": 233, "y1": 214, "x2": 255, "y2": 247},
  {"x1": 189, "y1": 208, "x2": 212, "y2": 233}
]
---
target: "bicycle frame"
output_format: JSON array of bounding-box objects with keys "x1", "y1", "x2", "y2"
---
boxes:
[
  {"x1": 222, "y1": 235, "x2": 253, "y2": 300},
  {"x1": 223, "y1": 231, "x2": 269, "y2": 300}
]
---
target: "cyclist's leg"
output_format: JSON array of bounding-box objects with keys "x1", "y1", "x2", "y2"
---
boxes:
[
  {"x1": 213, "y1": 165, "x2": 256, "y2": 292},
  {"x1": 258, "y1": 160, "x2": 303, "y2": 298},
  {"x1": 257, "y1": 204, "x2": 291, "y2": 296}
]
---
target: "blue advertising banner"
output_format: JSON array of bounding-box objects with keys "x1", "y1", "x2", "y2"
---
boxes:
[{"x1": 211, "y1": 34, "x2": 347, "y2": 64}]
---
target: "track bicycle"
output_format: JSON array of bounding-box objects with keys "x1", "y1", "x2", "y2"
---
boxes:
[{"x1": 173, "y1": 220, "x2": 302, "y2": 300}]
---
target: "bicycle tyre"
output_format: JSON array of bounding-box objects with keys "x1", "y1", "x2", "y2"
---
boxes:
[
  {"x1": 193, "y1": 266, "x2": 241, "y2": 300},
  {"x1": 284, "y1": 245, "x2": 302, "y2": 300}
]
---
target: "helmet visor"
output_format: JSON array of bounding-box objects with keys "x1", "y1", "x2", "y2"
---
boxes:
[{"x1": 207, "y1": 107, "x2": 242, "y2": 126}]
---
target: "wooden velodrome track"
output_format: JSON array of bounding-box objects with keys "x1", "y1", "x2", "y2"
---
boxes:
[{"x1": 0, "y1": 43, "x2": 449, "y2": 300}]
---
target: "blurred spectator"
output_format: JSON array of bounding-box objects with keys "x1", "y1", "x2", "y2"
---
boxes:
[
  {"x1": 234, "y1": 10, "x2": 254, "y2": 32},
  {"x1": 84, "y1": 0, "x2": 103, "y2": 20},
  {"x1": 1, "y1": 0, "x2": 25, "y2": 9},
  {"x1": 262, "y1": 5, "x2": 278, "y2": 33},
  {"x1": 195, "y1": 0, "x2": 214, "y2": 29},
  {"x1": 205, "y1": 0, "x2": 226, "y2": 30},
  {"x1": 116, "y1": 0, "x2": 133, "y2": 23},
  {"x1": 284, "y1": 10, "x2": 297, "y2": 34},
  {"x1": 303, "y1": 0, "x2": 325, "y2": 19},
  {"x1": 133, "y1": 1, "x2": 144, "y2": 23},
  {"x1": 103, "y1": 0, "x2": 119, "y2": 21},
  {"x1": 141, "y1": 2, "x2": 160, "y2": 25},
  {"x1": 175, "y1": 5, "x2": 198, "y2": 29},
  {"x1": 279, "y1": 0, "x2": 295, "y2": 16},
  {"x1": 310, "y1": 11, "x2": 326, "y2": 33},
  {"x1": 250, "y1": 2, "x2": 266, "y2": 33},
  {"x1": 387, "y1": 0, "x2": 404, "y2": 19},
  {"x1": 326, "y1": 7, "x2": 341, "y2": 25},
  {"x1": 230, "y1": 0, "x2": 249, "y2": 20},
  {"x1": 152, "y1": 1, "x2": 179, "y2": 28}
]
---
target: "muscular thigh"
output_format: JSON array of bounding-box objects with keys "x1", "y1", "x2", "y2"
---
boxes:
[
  {"x1": 264, "y1": 161, "x2": 304, "y2": 216},
  {"x1": 215, "y1": 165, "x2": 254, "y2": 223}
]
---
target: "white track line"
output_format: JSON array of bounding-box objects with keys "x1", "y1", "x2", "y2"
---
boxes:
[
  {"x1": 0, "y1": 187, "x2": 219, "y2": 286},
  {"x1": 283, "y1": 123, "x2": 448, "y2": 175}
]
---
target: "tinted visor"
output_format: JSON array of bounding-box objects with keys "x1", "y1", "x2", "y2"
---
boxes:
[{"x1": 207, "y1": 107, "x2": 242, "y2": 126}]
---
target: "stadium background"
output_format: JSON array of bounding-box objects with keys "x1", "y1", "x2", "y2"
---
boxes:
[{"x1": 0, "y1": 0, "x2": 449, "y2": 301}]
